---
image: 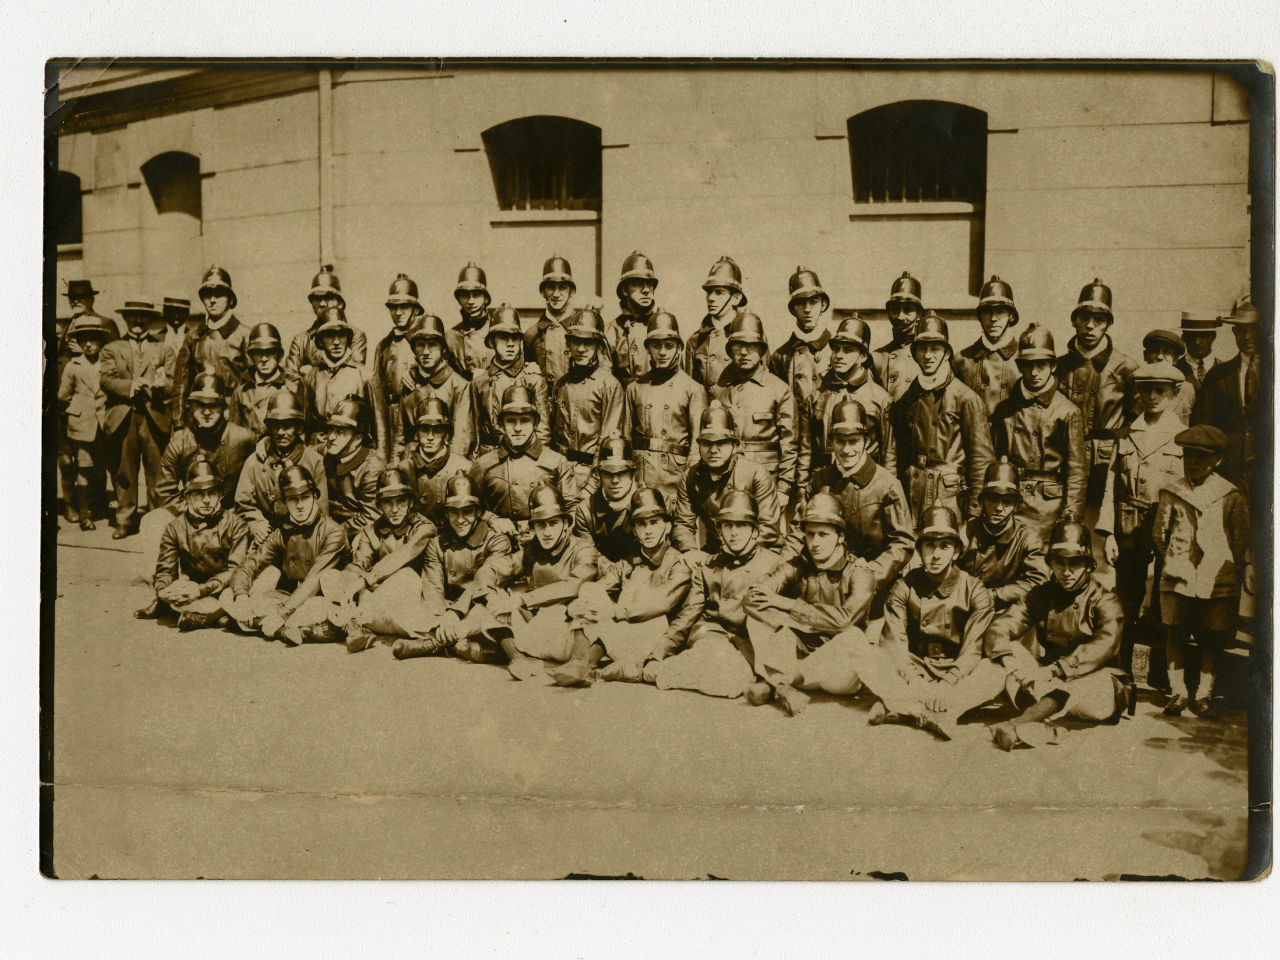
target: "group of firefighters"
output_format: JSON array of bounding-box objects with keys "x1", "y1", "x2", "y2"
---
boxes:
[{"x1": 53, "y1": 251, "x2": 1263, "y2": 749}]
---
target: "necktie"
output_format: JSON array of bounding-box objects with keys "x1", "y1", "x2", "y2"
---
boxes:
[
  {"x1": 1245, "y1": 354, "x2": 1259, "y2": 407},
  {"x1": 1196, "y1": 360, "x2": 1206, "y2": 384}
]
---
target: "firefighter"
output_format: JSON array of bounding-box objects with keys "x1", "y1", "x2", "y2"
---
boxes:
[
  {"x1": 872, "y1": 271, "x2": 923, "y2": 401},
  {"x1": 472, "y1": 303, "x2": 551, "y2": 456},
  {"x1": 398, "y1": 313, "x2": 474, "y2": 462},
  {"x1": 395, "y1": 397, "x2": 475, "y2": 533},
  {"x1": 771, "y1": 266, "x2": 834, "y2": 493},
  {"x1": 173, "y1": 265, "x2": 249, "y2": 425},
  {"x1": 228, "y1": 323, "x2": 293, "y2": 439},
  {"x1": 624, "y1": 309, "x2": 707, "y2": 502},
  {"x1": 955, "y1": 274, "x2": 1022, "y2": 416},
  {"x1": 609, "y1": 250, "x2": 660, "y2": 386},
  {"x1": 370, "y1": 274, "x2": 426, "y2": 461},
  {"x1": 684, "y1": 256, "x2": 748, "y2": 391},
  {"x1": 321, "y1": 396, "x2": 387, "y2": 540},
  {"x1": 157, "y1": 372, "x2": 257, "y2": 519},
  {"x1": 524, "y1": 254, "x2": 577, "y2": 396},
  {"x1": 958, "y1": 458, "x2": 1050, "y2": 613},
  {"x1": 989, "y1": 323, "x2": 1087, "y2": 544},
  {"x1": 448, "y1": 261, "x2": 494, "y2": 377},
  {"x1": 283, "y1": 264, "x2": 368, "y2": 382},
  {"x1": 296, "y1": 306, "x2": 385, "y2": 450},
  {"x1": 572, "y1": 432, "x2": 639, "y2": 562},
  {"x1": 888, "y1": 312, "x2": 993, "y2": 528},
  {"x1": 551, "y1": 305, "x2": 625, "y2": 496}
]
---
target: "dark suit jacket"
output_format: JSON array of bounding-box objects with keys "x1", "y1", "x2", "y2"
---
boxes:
[
  {"x1": 99, "y1": 336, "x2": 177, "y2": 435},
  {"x1": 1190, "y1": 354, "x2": 1255, "y2": 486}
]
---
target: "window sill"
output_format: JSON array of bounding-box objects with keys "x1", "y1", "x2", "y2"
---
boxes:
[
  {"x1": 490, "y1": 209, "x2": 600, "y2": 225},
  {"x1": 57, "y1": 243, "x2": 84, "y2": 257},
  {"x1": 849, "y1": 201, "x2": 980, "y2": 218}
]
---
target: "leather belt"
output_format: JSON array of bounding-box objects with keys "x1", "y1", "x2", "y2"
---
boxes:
[
  {"x1": 1021, "y1": 469, "x2": 1060, "y2": 481},
  {"x1": 741, "y1": 440, "x2": 781, "y2": 454},
  {"x1": 563, "y1": 447, "x2": 594, "y2": 465},
  {"x1": 633, "y1": 437, "x2": 690, "y2": 456}
]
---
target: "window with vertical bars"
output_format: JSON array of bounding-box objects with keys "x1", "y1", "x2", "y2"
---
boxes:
[
  {"x1": 848, "y1": 101, "x2": 988, "y2": 205},
  {"x1": 482, "y1": 116, "x2": 602, "y2": 212},
  {"x1": 54, "y1": 171, "x2": 82, "y2": 245}
]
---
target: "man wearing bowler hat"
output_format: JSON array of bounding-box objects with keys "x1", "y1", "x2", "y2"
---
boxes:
[
  {"x1": 61, "y1": 278, "x2": 122, "y2": 348},
  {"x1": 174, "y1": 265, "x2": 250, "y2": 425}
]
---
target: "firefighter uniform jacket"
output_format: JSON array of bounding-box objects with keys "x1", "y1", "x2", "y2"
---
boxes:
[
  {"x1": 807, "y1": 367, "x2": 896, "y2": 482},
  {"x1": 624, "y1": 366, "x2": 707, "y2": 499},
  {"x1": 524, "y1": 311, "x2": 573, "y2": 395},
  {"x1": 958, "y1": 516, "x2": 1049, "y2": 610},
  {"x1": 369, "y1": 328, "x2": 417, "y2": 463},
  {"x1": 228, "y1": 508, "x2": 349, "y2": 608},
  {"x1": 986, "y1": 575, "x2": 1124, "y2": 679},
  {"x1": 882, "y1": 565, "x2": 995, "y2": 680},
  {"x1": 756, "y1": 545, "x2": 876, "y2": 639},
  {"x1": 298, "y1": 352, "x2": 386, "y2": 450},
  {"x1": 350, "y1": 513, "x2": 434, "y2": 580},
  {"x1": 1096, "y1": 408, "x2": 1185, "y2": 547},
  {"x1": 398, "y1": 362, "x2": 475, "y2": 462},
  {"x1": 422, "y1": 518, "x2": 514, "y2": 610},
  {"x1": 551, "y1": 361, "x2": 625, "y2": 468},
  {"x1": 173, "y1": 314, "x2": 250, "y2": 424},
  {"x1": 594, "y1": 542, "x2": 694, "y2": 625},
  {"x1": 672, "y1": 453, "x2": 786, "y2": 556},
  {"x1": 710, "y1": 365, "x2": 799, "y2": 492},
  {"x1": 770, "y1": 328, "x2": 833, "y2": 467},
  {"x1": 683, "y1": 315, "x2": 734, "y2": 391},
  {"x1": 233, "y1": 438, "x2": 330, "y2": 545},
  {"x1": 395, "y1": 444, "x2": 474, "y2": 532},
  {"x1": 954, "y1": 335, "x2": 1021, "y2": 417},
  {"x1": 871, "y1": 335, "x2": 920, "y2": 401},
  {"x1": 472, "y1": 438, "x2": 581, "y2": 527},
  {"x1": 660, "y1": 542, "x2": 782, "y2": 659},
  {"x1": 325, "y1": 445, "x2": 387, "y2": 539},
  {"x1": 1055, "y1": 336, "x2": 1139, "y2": 500},
  {"x1": 153, "y1": 509, "x2": 250, "y2": 597},
  {"x1": 889, "y1": 371, "x2": 994, "y2": 522},
  {"x1": 446, "y1": 310, "x2": 493, "y2": 379},
  {"x1": 228, "y1": 369, "x2": 294, "y2": 439},
  {"x1": 608, "y1": 310, "x2": 653, "y2": 387},
  {"x1": 989, "y1": 379, "x2": 1088, "y2": 519},
  {"x1": 470, "y1": 354, "x2": 551, "y2": 455},
  {"x1": 459, "y1": 533, "x2": 599, "y2": 614},
  {"x1": 572, "y1": 485, "x2": 638, "y2": 563},
  {"x1": 284, "y1": 324, "x2": 368, "y2": 383},
  {"x1": 157, "y1": 422, "x2": 257, "y2": 514}
]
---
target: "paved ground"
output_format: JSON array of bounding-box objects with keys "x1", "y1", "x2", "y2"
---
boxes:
[{"x1": 49, "y1": 521, "x2": 1251, "y2": 880}]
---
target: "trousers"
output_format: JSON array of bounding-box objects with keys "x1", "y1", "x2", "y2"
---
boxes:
[
  {"x1": 106, "y1": 414, "x2": 167, "y2": 528},
  {"x1": 744, "y1": 618, "x2": 865, "y2": 696}
]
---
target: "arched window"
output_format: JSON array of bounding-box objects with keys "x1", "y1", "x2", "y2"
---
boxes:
[
  {"x1": 54, "y1": 170, "x2": 82, "y2": 246},
  {"x1": 141, "y1": 151, "x2": 202, "y2": 220},
  {"x1": 848, "y1": 101, "x2": 987, "y2": 205},
  {"x1": 482, "y1": 116, "x2": 602, "y2": 212}
]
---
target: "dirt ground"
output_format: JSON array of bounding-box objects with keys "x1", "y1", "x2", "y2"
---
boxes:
[{"x1": 48, "y1": 523, "x2": 1251, "y2": 880}]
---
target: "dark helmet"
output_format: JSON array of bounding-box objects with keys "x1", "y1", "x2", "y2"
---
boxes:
[
  {"x1": 199, "y1": 265, "x2": 237, "y2": 309},
  {"x1": 376, "y1": 467, "x2": 415, "y2": 502},
  {"x1": 978, "y1": 275, "x2": 1019, "y2": 325},
  {"x1": 597, "y1": 432, "x2": 635, "y2": 473},
  {"x1": 407, "y1": 313, "x2": 449, "y2": 346},
  {"x1": 385, "y1": 274, "x2": 422, "y2": 311},
  {"x1": 187, "y1": 370, "x2": 227, "y2": 404},
  {"x1": 1142, "y1": 329, "x2": 1186, "y2": 359},
  {"x1": 886, "y1": 271, "x2": 922, "y2": 308},
  {"x1": 645, "y1": 310, "x2": 683, "y2": 344},
  {"x1": 184, "y1": 454, "x2": 222, "y2": 493},
  {"x1": 528, "y1": 482, "x2": 570, "y2": 522},
  {"x1": 829, "y1": 314, "x2": 872, "y2": 353},
  {"x1": 702, "y1": 256, "x2": 746, "y2": 306},
  {"x1": 500, "y1": 384, "x2": 539, "y2": 418},
  {"x1": 787, "y1": 266, "x2": 829, "y2": 311},
  {"x1": 279, "y1": 464, "x2": 318, "y2": 499},
  {"x1": 616, "y1": 251, "x2": 659, "y2": 300},
  {"x1": 311, "y1": 306, "x2": 354, "y2": 343},
  {"x1": 911, "y1": 311, "x2": 952, "y2": 356},
  {"x1": 630, "y1": 486, "x2": 669, "y2": 520},
  {"x1": 982, "y1": 456, "x2": 1021, "y2": 496},
  {"x1": 725, "y1": 311, "x2": 768, "y2": 352},
  {"x1": 1017, "y1": 322, "x2": 1056, "y2": 362},
  {"x1": 1072, "y1": 278, "x2": 1113, "y2": 321},
  {"x1": 540, "y1": 254, "x2": 575, "y2": 292},
  {"x1": 308, "y1": 264, "x2": 344, "y2": 304},
  {"x1": 801, "y1": 489, "x2": 844, "y2": 529},
  {"x1": 697, "y1": 400, "x2": 738, "y2": 442},
  {"x1": 829, "y1": 398, "x2": 869, "y2": 437},
  {"x1": 246, "y1": 322, "x2": 283, "y2": 354},
  {"x1": 485, "y1": 303, "x2": 524, "y2": 347},
  {"x1": 1048, "y1": 511, "x2": 1093, "y2": 561},
  {"x1": 917, "y1": 503, "x2": 962, "y2": 545},
  {"x1": 566, "y1": 306, "x2": 610, "y2": 346},
  {"x1": 263, "y1": 389, "x2": 306, "y2": 423},
  {"x1": 444, "y1": 472, "x2": 482, "y2": 509},
  {"x1": 326, "y1": 395, "x2": 368, "y2": 431},
  {"x1": 455, "y1": 262, "x2": 491, "y2": 307},
  {"x1": 412, "y1": 396, "x2": 453, "y2": 431},
  {"x1": 716, "y1": 489, "x2": 758, "y2": 524}
]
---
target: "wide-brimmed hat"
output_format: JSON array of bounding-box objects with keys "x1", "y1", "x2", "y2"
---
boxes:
[
  {"x1": 116, "y1": 298, "x2": 161, "y2": 319},
  {"x1": 66, "y1": 314, "x2": 113, "y2": 340},
  {"x1": 1179, "y1": 311, "x2": 1219, "y2": 332},
  {"x1": 64, "y1": 279, "x2": 99, "y2": 299}
]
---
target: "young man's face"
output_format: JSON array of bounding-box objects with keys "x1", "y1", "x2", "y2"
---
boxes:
[
  {"x1": 698, "y1": 437, "x2": 736, "y2": 471},
  {"x1": 447, "y1": 505, "x2": 480, "y2": 539},
  {"x1": 67, "y1": 296, "x2": 92, "y2": 317},
  {"x1": 1019, "y1": 359, "x2": 1055, "y2": 392},
  {"x1": 456, "y1": 290, "x2": 487, "y2": 320},
  {"x1": 532, "y1": 516, "x2": 567, "y2": 549},
  {"x1": 1143, "y1": 344, "x2": 1180, "y2": 366},
  {"x1": 1139, "y1": 382, "x2": 1176, "y2": 415},
  {"x1": 1049, "y1": 554, "x2": 1092, "y2": 591},
  {"x1": 830, "y1": 341, "x2": 865, "y2": 378},
  {"x1": 978, "y1": 306, "x2": 1015, "y2": 343},
  {"x1": 267, "y1": 419, "x2": 300, "y2": 451},
  {"x1": 188, "y1": 487, "x2": 223, "y2": 518},
  {"x1": 492, "y1": 332, "x2": 522, "y2": 366},
  {"x1": 75, "y1": 335, "x2": 103, "y2": 360},
  {"x1": 832, "y1": 432, "x2": 868, "y2": 471},
  {"x1": 1233, "y1": 323, "x2": 1260, "y2": 357},
  {"x1": 718, "y1": 519, "x2": 756, "y2": 555},
  {"x1": 1072, "y1": 310, "x2": 1111, "y2": 350},
  {"x1": 201, "y1": 292, "x2": 231, "y2": 320},
  {"x1": 913, "y1": 342, "x2": 949, "y2": 377},
  {"x1": 411, "y1": 337, "x2": 444, "y2": 371},
  {"x1": 310, "y1": 293, "x2": 341, "y2": 316},
  {"x1": 501, "y1": 413, "x2": 536, "y2": 449},
  {"x1": 646, "y1": 337, "x2": 681, "y2": 370},
  {"x1": 804, "y1": 522, "x2": 842, "y2": 565},
  {"x1": 705, "y1": 285, "x2": 739, "y2": 318},
  {"x1": 568, "y1": 335, "x2": 598, "y2": 367},
  {"x1": 542, "y1": 281, "x2": 573, "y2": 313},
  {"x1": 249, "y1": 348, "x2": 282, "y2": 380},
  {"x1": 919, "y1": 537, "x2": 958, "y2": 577},
  {"x1": 416, "y1": 424, "x2": 449, "y2": 457},
  {"x1": 624, "y1": 279, "x2": 656, "y2": 311},
  {"x1": 326, "y1": 425, "x2": 360, "y2": 458},
  {"x1": 1183, "y1": 331, "x2": 1216, "y2": 361},
  {"x1": 388, "y1": 304, "x2": 417, "y2": 331},
  {"x1": 1182, "y1": 448, "x2": 1221, "y2": 484},
  {"x1": 380, "y1": 493, "x2": 412, "y2": 528},
  {"x1": 122, "y1": 312, "x2": 148, "y2": 337},
  {"x1": 600, "y1": 468, "x2": 633, "y2": 501},
  {"x1": 729, "y1": 341, "x2": 765, "y2": 373},
  {"x1": 164, "y1": 307, "x2": 185, "y2": 329},
  {"x1": 789, "y1": 295, "x2": 827, "y2": 333},
  {"x1": 190, "y1": 399, "x2": 224, "y2": 431},
  {"x1": 284, "y1": 491, "x2": 317, "y2": 524},
  {"x1": 981, "y1": 491, "x2": 1020, "y2": 527},
  {"x1": 887, "y1": 301, "x2": 921, "y2": 338},
  {"x1": 634, "y1": 514, "x2": 670, "y2": 551},
  {"x1": 319, "y1": 331, "x2": 350, "y2": 362}
]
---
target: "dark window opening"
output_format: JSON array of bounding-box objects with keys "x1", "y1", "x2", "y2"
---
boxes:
[
  {"x1": 54, "y1": 171, "x2": 82, "y2": 246},
  {"x1": 848, "y1": 101, "x2": 988, "y2": 205},
  {"x1": 482, "y1": 116, "x2": 602, "y2": 212},
  {"x1": 141, "y1": 151, "x2": 202, "y2": 220}
]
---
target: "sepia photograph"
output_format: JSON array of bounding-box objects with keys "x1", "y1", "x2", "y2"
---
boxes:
[{"x1": 42, "y1": 57, "x2": 1272, "y2": 883}]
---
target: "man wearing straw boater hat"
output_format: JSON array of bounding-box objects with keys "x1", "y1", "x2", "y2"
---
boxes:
[{"x1": 1179, "y1": 310, "x2": 1221, "y2": 391}]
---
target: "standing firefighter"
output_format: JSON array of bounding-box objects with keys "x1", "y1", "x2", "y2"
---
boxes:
[
  {"x1": 370, "y1": 273, "x2": 426, "y2": 462},
  {"x1": 296, "y1": 306, "x2": 386, "y2": 450},
  {"x1": 771, "y1": 267, "x2": 835, "y2": 432},
  {"x1": 448, "y1": 261, "x2": 494, "y2": 377},
  {"x1": 625, "y1": 310, "x2": 707, "y2": 502},
  {"x1": 525, "y1": 254, "x2": 577, "y2": 396},
  {"x1": 472, "y1": 303, "x2": 551, "y2": 456},
  {"x1": 609, "y1": 251, "x2": 661, "y2": 386},
  {"x1": 955, "y1": 274, "x2": 1022, "y2": 416},
  {"x1": 551, "y1": 305, "x2": 625, "y2": 495},
  {"x1": 395, "y1": 397, "x2": 474, "y2": 532},
  {"x1": 283, "y1": 264, "x2": 368, "y2": 382},
  {"x1": 173, "y1": 266, "x2": 249, "y2": 425},
  {"x1": 398, "y1": 313, "x2": 474, "y2": 462},
  {"x1": 889, "y1": 312, "x2": 993, "y2": 528},
  {"x1": 872, "y1": 271, "x2": 924, "y2": 401},
  {"x1": 685, "y1": 256, "x2": 748, "y2": 391},
  {"x1": 228, "y1": 323, "x2": 293, "y2": 439}
]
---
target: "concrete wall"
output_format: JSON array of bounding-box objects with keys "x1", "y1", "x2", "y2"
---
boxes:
[{"x1": 57, "y1": 66, "x2": 1252, "y2": 365}]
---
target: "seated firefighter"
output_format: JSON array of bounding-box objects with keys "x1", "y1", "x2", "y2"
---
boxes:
[
  {"x1": 322, "y1": 395, "x2": 387, "y2": 541},
  {"x1": 849, "y1": 504, "x2": 1003, "y2": 741},
  {"x1": 957, "y1": 457, "x2": 1050, "y2": 613},
  {"x1": 437, "y1": 483, "x2": 599, "y2": 679},
  {"x1": 224, "y1": 464, "x2": 350, "y2": 644},
  {"x1": 137, "y1": 455, "x2": 250, "y2": 629},
  {"x1": 741, "y1": 490, "x2": 877, "y2": 716},
  {"x1": 647, "y1": 490, "x2": 782, "y2": 700},
  {"x1": 572, "y1": 432, "x2": 640, "y2": 563},
  {"x1": 558, "y1": 487, "x2": 694, "y2": 687},
  {"x1": 394, "y1": 396, "x2": 474, "y2": 534},
  {"x1": 984, "y1": 513, "x2": 1130, "y2": 751}
]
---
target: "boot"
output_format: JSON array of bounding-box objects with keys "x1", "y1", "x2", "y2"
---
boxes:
[
  {"x1": 112, "y1": 524, "x2": 130, "y2": 540},
  {"x1": 551, "y1": 630, "x2": 593, "y2": 686},
  {"x1": 500, "y1": 636, "x2": 544, "y2": 680},
  {"x1": 868, "y1": 701, "x2": 905, "y2": 726},
  {"x1": 77, "y1": 488, "x2": 95, "y2": 531},
  {"x1": 774, "y1": 683, "x2": 810, "y2": 717},
  {"x1": 453, "y1": 639, "x2": 489, "y2": 663},
  {"x1": 345, "y1": 623, "x2": 379, "y2": 654},
  {"x1": 63, "y1": 491, "x2": 79, "y2": 524},
  {"x1": 914, "y1": 708, "x2": 953, "y2": 741},
  {"x1": 392, "y1": 634, "x2": 448, "y2": 660},
  {"x1": 745, "y1": 681, "x2": 773, "y2": 706},
  {"x1": 134, "y1": 598, "x2": 160, "y2": 619}
]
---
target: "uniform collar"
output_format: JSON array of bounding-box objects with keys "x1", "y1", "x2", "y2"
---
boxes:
[
  {"x1": 185, "y1": 507, "x2": 224, "y2": 529},
  {"x1": 718, "y1": 539, "x2": 760, "y2": 568},
  {"x1": 594, "y1": 482, "x2": 636, "y2": 516},
  {"x1": 331, "y1": 444, "x2": 371, "y2": 477},
  {"x1": 635, "y1": 540, "x2": 671, "y2": 569},
  {"x1": 914, "y1": 366, "x2": 953, "y2": 393},
  {"x1": 455, "y1": 310, "x2": 489, "y2": 333},
  {"x1": 192, "y1": 420, "x2": 229, "y2": 451},
  {"x1": 839, "y1": 455, "x2": 877, "y2": 488},
  {"x1": 500, "y1": 437, "x2": 543, "y2": 461},
  {"x1": 565, "y1": 360, "x2": 602, "y2": 383},
  {"x1": 808, "y1": 545, "x2": 850, "y2": 573},
  {"x1": 1070, "y1": 335, "x2": 1113, "y2": 368},
  {"x1": 254, "y1": 369, "x2": 287, "y2": 388},
  {"x1": 262, "y1": 436, "x2": 304, "y2": 468},
  {"x1": 413, "y1": 442, "x2": 452, "y2": 474},
  {"x1": 318, "y1": 349, "x2": 355, "y2": 373},
  {"x1": 645, "y1": 365, "x2": 680, "y2": 384},
  {"x1": 204, "y1": 313, "x2": 237, "y2": 336},
  {"x1": 979, "y1": 516, "x2": 1017, "y2": 545},
  {"x1": 1017, "y1": 377, "x2": 1059, "y2": 407},
  {"x1": 723, "y1": 364, "x2": 766, "y2": 387},
  {"x1": 918, "y1": 564, "x2": 960, "y2": 598},
  {"x1": 411, "y1": 362, "x2": 453, "y2": 388},
  {"x1": 788, "y1": 325, "x2": 832, "y2": 348},
  {"x1": 376, "y1": 513, "x2": 421, "y2": 540},
  {"x1": 976, "y1": 333, "x2": 1019, "y2": 358},
  {"x1": 487, "y1": 354, "x2": 526, "y2": 378}
]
